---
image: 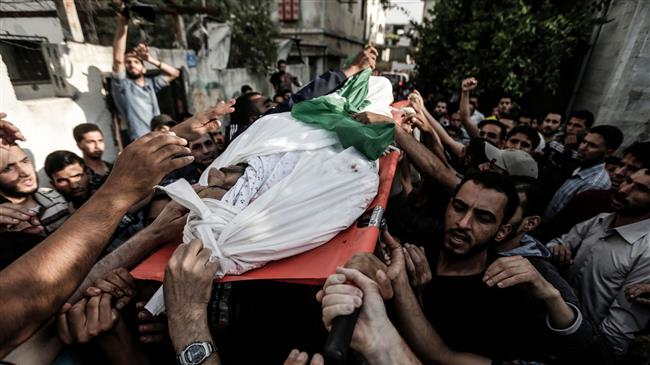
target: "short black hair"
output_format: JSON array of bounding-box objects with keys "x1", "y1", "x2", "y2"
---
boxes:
[
  {"x1": 240, "y1": 84, "x2": 253, "y2": 94},
  {"x1": 568, "y1": 110, "x2": 595, "y2": 128},
  {"x1": 44, "y1": 150, "x2": 85, "y2": 179},
  {"x1": 230, "y1": 92, "x2": 263, "y2": 125},
  {"x1": 478, "y1": 119, "x2": 507, "y2": 141},
  {"x1": 455, "y1": 172, "x2": 519, "y2": 225},
  {"x1": 506, "y1": 125, "x2": 541, "y2": 149},
  {"x1": 511, "y1": 176, "x2": 546, "y2": 218},
  {"x1": 623, "y1": 142, "x2": 650, "y2": 167},
  {"x1": 435, "y1": 97, "x2": 448, "y2": 106},
  {"x1": 73, "y1": 123, "x2": 102, "y2": 143},
  {"x1": 150, "y1": 114, "x2": 176, "y2": 131},
  {"x1": 277, "y1": 59, "x2": 287, "y2": 66},
  {"x1": 605, "y1": 155, "x2": 622, "y2": 166},
  {"x1": 589, "y1": 125, "x2": 623, "y2": 150}
]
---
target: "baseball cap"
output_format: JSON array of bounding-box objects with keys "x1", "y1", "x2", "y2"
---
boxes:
[{"x1": 484, "y1": 142, "x2": 538, "y2": 178}]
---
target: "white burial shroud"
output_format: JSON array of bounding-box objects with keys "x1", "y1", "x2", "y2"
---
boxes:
[{"x1": 145, "y1": 77, "x2": 393, "y2": 315}]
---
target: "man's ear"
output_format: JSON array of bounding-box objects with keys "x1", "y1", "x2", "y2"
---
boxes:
[
  {"x1": 522, "y1": 215, "x2": 541, "y2": 232},
  {"x1": 494, "y1": 224, "x2": 512, "y2": 242}
]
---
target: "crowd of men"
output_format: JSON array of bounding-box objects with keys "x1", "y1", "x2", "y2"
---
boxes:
[{"x1": 1, "y1": 4, "x2": 650, "y2": 365}]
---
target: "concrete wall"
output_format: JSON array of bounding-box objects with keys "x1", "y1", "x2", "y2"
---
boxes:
[{"x1": 573, "y1": 0, "x2": 650, "y2": 146}]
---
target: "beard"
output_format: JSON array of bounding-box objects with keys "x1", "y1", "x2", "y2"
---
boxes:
[
  {"x1": 0, "y1": 177, "x2": 38, "y2": 199},
  {"x1": 126, "y1": 69, "x2": 144, "y2": 79},
  {"x1": 612, "y1": 192, "x2": 649, "y2": 216}
]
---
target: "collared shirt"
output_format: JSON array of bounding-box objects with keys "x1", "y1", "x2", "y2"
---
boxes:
[
  {"x1": 111, "y1": 70, "x2": 168, "y2": 141},
  {"x1": 547, "y1": 213, "x2": 650, "y2": 353},
  {"x1": 545, "y1": 163, "x2": 610, "y2": 219}
]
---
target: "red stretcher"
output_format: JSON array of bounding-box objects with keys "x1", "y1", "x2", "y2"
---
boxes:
[{"x1": 131, "y1": 151, "x2": 398, "y2": 285}]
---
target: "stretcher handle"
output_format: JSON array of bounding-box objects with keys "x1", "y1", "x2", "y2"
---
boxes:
[{"x1": 323, "y1": 307, "x2": 360, "y2": 364}]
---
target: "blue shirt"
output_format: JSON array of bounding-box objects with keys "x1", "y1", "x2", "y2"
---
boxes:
[
  {"x1": 544, "y1": 163, "x2": 610, "y2": 219},
  {"x1": 111, "y1": 70, "x2": 168, "y2": 141}
]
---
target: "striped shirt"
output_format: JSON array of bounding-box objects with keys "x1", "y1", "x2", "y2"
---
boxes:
[{"x1": 544, "y1": 163, "x2": 610, "y2": 219}]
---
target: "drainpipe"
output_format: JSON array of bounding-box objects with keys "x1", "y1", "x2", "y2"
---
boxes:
[{"x1": 565, "y1": 1, "x2": 612, "y2": 118}]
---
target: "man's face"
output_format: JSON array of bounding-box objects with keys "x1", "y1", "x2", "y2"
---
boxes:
[
  {"x1": 278, "y1": 62, "x2": 287, "y2": 72},
  {"x1": 213, "y1": 132, "x2": 225, "y2": 153},
  {"x1": 610, "y1": 153, "x2": 644, "y2": 190},
  {"x1": 449, "y1": 113, "x2": 462, "y2": 128},
  {"x1": 78, "y1": 131, "x2": 104, "y2": 160},
  {"x1": 565, "y1": 117, "x2": 587, "y2": 138},
  {"x1": 435, "y1": 102, "x2": 447, "y2": 116},
  {"x1": 125, "y1": 55, "x2": 145, "y2": 79},
  {"x1": 444, "y1": 181, "x2": 510, "y2": 257},
  {"x1": 479, "y1": 124, "x2": 503, "y2": 146},
  {"x1": 0, "y1": 146, "x2": 38, "y2": 199},
  {"x1": 50, "y1": 163, "x2": 89, "y2": 201},
  {"x1": 611, "y1": 169, "x2": 650, "y2": 215},
  {"x1": 540, "y1": 113, "x2": 562, "y2": 136},
  {"x1": 505, "y1": 133, "x2": 534, "y2": 154},
  {"x1": 577, "y1": 132, "x2": 608, "y2": 166},
  {"x1": 498, "y1": 98, "x2": 512, "y2": 114},
  {"x1": 518, "y1": 116, "x2": 532, "y2": 127},
  {"x1": 190, "y1": 134, "x2": 219, "y2": 168}
]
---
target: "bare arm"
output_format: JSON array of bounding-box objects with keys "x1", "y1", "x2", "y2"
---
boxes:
[
  {"x1": 459, "y1": 78, "x2": 480, "y2": 138},
  {"x1": 112, "y1": 13, "x2": 128, "y2": 74},
  {"x1": 381, "y1": 233, "x2": 490, "y2": 365},
  {"x1": 395, "y1": 127, "x2": 460, "y2": 193},
  {"x1": 0, "y1": 132, "x2": 193, "y2": 356},
  {"x1": 409, "y1": 92, "x2": 465, "y2": 159}
]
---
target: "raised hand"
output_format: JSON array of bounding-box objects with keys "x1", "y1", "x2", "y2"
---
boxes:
[
  {"x1": 403, "y1": 244, "x2": 432, "y2": 294},
  {"x1": 0, "y1": 203, "x2": 43, "y2": 234},
  {"x1": 172, "y1": 100, "x2": 236, "y2": 141},
  {"x1": 0, "y1": 113, "x2": 26, "y2": 150},
  {"x1": 343, "y1": 44, "x2": 379, "y2": 77},
  {"x1": 103, "y1": 131, "x2": 193, "y2": 203},
  {"x1": 461, "y1": 77, "x2": 478, "y2": 92},
  {"x1": 133, "y1": 43, "x2": 151, "y2": 62}
]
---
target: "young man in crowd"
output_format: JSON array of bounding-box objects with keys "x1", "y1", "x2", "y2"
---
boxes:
[
  {"x1": 535, "y1": 141, "x2": 649, "y2": 242},
  {"x1": 538, "y1": 111, "x2": 563, "y2": 144},
  {"x1": 540, "y1": 110, "x2": 595, "y2": 177},
  {"x1": 346, "y1": 173, "x2": 593, "y2": 363},
  {"x1": 73, "y1": 123, "x2": 113, "y2": 191},
  {"x1": 478, "y1": 119, "x2": 507, "y2": 147},
  {"x1": 497, "y1": 111, "x2": 516, "y2": 133},
  {"x1": 547, "y1": 167, "x2": 650, "y2": 355},
  {"x1": 545, "y1": 125, "x2": 623, "y2": 219},
  {"x1": 270, "y1": 59, "x2": 301, "y2": 94},
  {"x1": 44, "y1": 151, "x2": 89, "y2": 210},
  {"x1": 110, "y1": 0, "x2": 180, "y2": 141},
  {"x1": 0, "y1": 144, "x2": 71, "y2": 270},
  {"x1": 504, "y1": 125, "x2": 541, "y2": 155},
  {"x1": 495, "y1": 94, "x2": 513, "y2": 117}
]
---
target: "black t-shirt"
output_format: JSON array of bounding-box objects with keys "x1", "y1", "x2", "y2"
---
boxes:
[{"x1": 422, "y1": 250, "x2": 552, "y2": 362}]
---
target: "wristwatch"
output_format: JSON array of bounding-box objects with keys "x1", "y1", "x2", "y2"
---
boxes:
[{"x1": 177, "y1": 341, "x2": 216, "y2": 365}]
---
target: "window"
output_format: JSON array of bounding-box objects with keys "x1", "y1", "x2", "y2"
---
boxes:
[
  {"x1": 0, "y1": 37, "x2": 50, "y2": 85},
  {"x1": 278, "y1": 0, "x2": 299, "y2": 22}
]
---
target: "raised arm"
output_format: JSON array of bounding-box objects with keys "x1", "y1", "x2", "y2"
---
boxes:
[
  {"x1": 409, "y1": 91, "x2": 465, "y2": 159},
  {"x1": 459, "y1": 78, "x2": 480, "y2": 138},
  {"x1": 0, "y1": 132, "x2": 193, "y2": 356},
  {"x1": 112, "y1": 6, "x2": 128, "y2": 74},
  {"x1": 134, "y1": 43, "x2": 180, "y2": 83}
]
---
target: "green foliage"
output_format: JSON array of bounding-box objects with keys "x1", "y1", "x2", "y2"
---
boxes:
[
  {"x1": 225, "y1": 0, "x2": 278, "y2": 73},
  {"x1": 410, "y1": 0, "x2": 600, "y2": 98}
]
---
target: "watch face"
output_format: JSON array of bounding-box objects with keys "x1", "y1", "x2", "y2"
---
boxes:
[{"x1": 185, "y1": 344, "x2": 207, "y2": 363}]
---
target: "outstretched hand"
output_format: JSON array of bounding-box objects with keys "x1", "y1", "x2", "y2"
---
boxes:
[
  {"x1": 343, "y1": 44, "x2": 378, "y2": 77},
  {"x1": 172, "y1": 100, "x2": 235, "y2": 141}
]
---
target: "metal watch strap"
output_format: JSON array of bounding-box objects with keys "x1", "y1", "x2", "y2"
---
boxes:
[{"x1": 176, "y1": 341, "x2": 215, "y2": 365}]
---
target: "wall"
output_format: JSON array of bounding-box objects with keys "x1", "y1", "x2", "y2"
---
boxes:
[{"x1": 573, "y1": 0, "x2": 650, "y2": 145}]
